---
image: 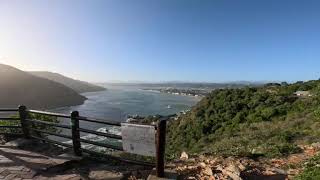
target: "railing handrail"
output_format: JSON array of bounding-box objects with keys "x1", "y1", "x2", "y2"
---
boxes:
[
  {"x1": 0, "y1": 106, "x2": 167, "y2": 177},
  {"x1": 0, "y1": 117, "x2": 20, "y2": 120},
  {"x1": 25, "y1": 119, "x2": 72, "y2": 129},
  {"x1": 28, "y1": 110, "x2": 71, "y2": 118},
  {"x1": 79, "y1": 138, "x2": 124, "y2": 151},
  {"x1": 28, "y1": 110, "x2": 122, "y2": 126},
  {"x1": 30, "y1": 135, "x2": 73, "y2": 148},
  {"x1": 77, "y1": 116, "x2": 121, "y2": 126},
  {"x1": 78, "y1": 127, "x2": 122, "y2": 140},
  {"x1": 0, "y1": 108, "x2": 19, "y2": 112},
  {"x1": 29, "y1": 128, "x2": 73, "y2": 139}
]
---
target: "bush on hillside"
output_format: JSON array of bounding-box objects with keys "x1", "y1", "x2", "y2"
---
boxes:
[{"x1": 167, "y1": 80, "x2": 320, "y2": 158}]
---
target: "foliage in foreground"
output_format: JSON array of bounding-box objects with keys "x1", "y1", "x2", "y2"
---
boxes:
[
  {"x1": 0, "y1": 113, "x2": 59, "y2": 137},
  {"x1": 167, "y1": 80, "x2": 320, "y2": 158},
  {"x1": 295, "y1": 154, "x2": 320, "y2": 180}
]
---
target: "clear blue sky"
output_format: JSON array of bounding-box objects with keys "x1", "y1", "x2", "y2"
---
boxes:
[{"x1": 1, "y1": 0, "x2": 320, "y2": 82}]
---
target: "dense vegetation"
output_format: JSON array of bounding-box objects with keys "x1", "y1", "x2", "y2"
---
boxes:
[
  {"x1": 295, "y1": 154, "x2": 320, "y2": 180},
  {"x1": 167, "y1": 80, "x2": 320, "y2": 158}
]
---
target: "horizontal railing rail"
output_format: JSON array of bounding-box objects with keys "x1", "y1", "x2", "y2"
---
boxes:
[
  {"x1": 79, "y1": 138, "x2": 123, "y2": 151},
  {"x1": 29, "y1": 128, "x2": 73, "y2": 139},
  {"x1": 30, "y1": 135, "x2": 73, "y2": 148},
  {"x1": 25, "y1": 119, "x2": 72, "y2": 129},
  {"x1": 0, "y1": 125, "x2": 22, "y2": 128},
  {"x1": 28, "y1": 110, "x2": 71, "y2": 118},
  {"x1": 0, "y1": 108, "x2": 19, "y2": 112},
  {"x1": 0, "y1": 108, "x2": 23, "y2": 136},
  {"x1": 0, "y1": 105, "x2": 168, "y2": 178},
  {"x1": 78, "y1": 127, "x2": 122, "y2": 139},
  {"x1": 77, "y1": 116, "x2": 121, "y2": 126},
  {"x1": 0, "y1": 117, "x2": 20, "y2": 120}
]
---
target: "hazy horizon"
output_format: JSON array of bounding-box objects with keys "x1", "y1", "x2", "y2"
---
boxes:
[{"x1": 1, "y1": 0, "x2": 320, "y2": 82}]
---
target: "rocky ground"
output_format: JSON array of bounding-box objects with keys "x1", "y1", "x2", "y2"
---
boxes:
[
  {"x1": 168, "y1": 143, "x2": 320, "y2": 180},
  {"x1": 2, "y1": 135, "x2": 320, "y2": 179}
]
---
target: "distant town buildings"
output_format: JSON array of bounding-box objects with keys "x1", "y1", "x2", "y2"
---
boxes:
[{"x1": 143, "y1": 88, "x2": 209, "y2": 97}]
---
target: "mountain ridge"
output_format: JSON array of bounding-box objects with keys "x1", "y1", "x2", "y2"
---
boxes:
[
  {"x1": 29, "y1": 71, "x2": 106, "y2": 93},
  {"x1": 0, "y1": 64, "x2": 87, "y2": 109}
]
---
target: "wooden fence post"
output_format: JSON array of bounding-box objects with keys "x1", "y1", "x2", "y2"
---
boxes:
[
  {"x1": 18, "y1": 105, "x2": 30, "y2": 138},
  {"x1": 156, "y1": 119, "x2": 167, "y2": 177},
  {"x1": 71, "y1": 111, "x2": 82, "y2": 156}
]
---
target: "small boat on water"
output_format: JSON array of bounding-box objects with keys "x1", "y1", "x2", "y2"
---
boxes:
[{"x1": 167, "y1": 105, "x2": 172, "y2": 109}]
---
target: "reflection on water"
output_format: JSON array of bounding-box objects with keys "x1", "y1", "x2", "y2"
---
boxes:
[
  {"x1": 50, "y1": 86, "x2": 201, "y2": 149},
  {"x1": 54, "y1": 87, "x2": 200, "y2": 122}
]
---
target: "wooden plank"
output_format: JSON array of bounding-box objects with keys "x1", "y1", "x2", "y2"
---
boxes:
[
  {"x1": 0, "y1": 133, "x2": 23, "y2": 135},
  {"x1": 19, "y1": 105, "x2": 30, "y2": 138},
  {"x1": 28, "y1": 110, "x2": 71, "y2": 118},
  {"x1": 0, "y1": 109, "x2": 19, "y2": 112},
  {"x1": 71, "y1": 111, "x2": 82, "y2": 156},
  {"x1": 0, "y1": 118, "x2": 20, "y2": 120},
  {"x1": 156, "y1": 120, "x2": 167, "y2": 177},
  {"x1": 26, "y1": 119, "x2": 72, "y2": 129},
  {"x1": 77, "y1": 116, "x2": 121, "y2": 126},
  {"x1": 29, "y1": 128, "x2": 72, "y2": 139},
  {"x1": 0, "y1": 126, "x2": 21, "y2": 128},
  {"x1": 30, "y1": 135, "x2": 73, "y2": 148}
]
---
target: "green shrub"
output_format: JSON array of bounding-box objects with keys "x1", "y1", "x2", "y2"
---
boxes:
[
  {"x1": 295, "y1": 155, "x2": 320, "y2": 180},
  {"x1": 167, "y1": 80, "x2": 320, "y2": 158},
  {"x1": 0, "y1": 113, "x2": 59, "y2": 137}
]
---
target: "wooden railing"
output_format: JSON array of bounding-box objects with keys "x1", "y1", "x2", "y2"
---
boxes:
[{"x1": 0, "y1": 105, "x2": 167, "y2": 177}]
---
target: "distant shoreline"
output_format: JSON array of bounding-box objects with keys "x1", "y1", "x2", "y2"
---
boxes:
[{"x1": 140, "y1": 88, "x2": 205, "y2": 98}]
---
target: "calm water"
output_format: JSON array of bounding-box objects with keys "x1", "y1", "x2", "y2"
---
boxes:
[
  {"x1": 54, "y1": 86, "x2": 200, "y2": 122},
  {"x1": 51, "y1": 85, "x2": 200, "y2": 146}
]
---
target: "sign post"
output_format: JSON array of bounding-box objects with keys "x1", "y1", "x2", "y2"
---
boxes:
[
  {"x1": 121, "y1": 123, "x2": 156, "y2": 157},
  {"x1": 156, "y1": 120, "x2": 166, "y2": 177},
  {"x1": 121, "y1": 120, "x2": 167, "y2": 178}
]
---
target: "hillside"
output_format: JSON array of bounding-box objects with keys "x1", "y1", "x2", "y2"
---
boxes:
[
  {"x1": 29, "y1": 71, "x2": 106, "y2": 93},
  {"x1": 0, "y1": 64, "x2": 87, "y2": 109},
  {"x1": 167, "y1": 80, "x2": 320, "y2": 158}
]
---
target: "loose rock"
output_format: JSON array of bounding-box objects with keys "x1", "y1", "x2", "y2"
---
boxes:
[
  {"x1": 180, "y1": 152, "x2": 189, "y2": 160},
  {"x1": 203, "y1": 167, "x2": 213, "y2": 176}
]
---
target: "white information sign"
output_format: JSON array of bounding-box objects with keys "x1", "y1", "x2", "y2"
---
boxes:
[{"x1": 121, "y1": 123, "x2": 156, "y2": 157}]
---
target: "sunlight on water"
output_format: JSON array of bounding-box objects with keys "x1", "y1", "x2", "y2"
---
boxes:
[{"x1": 52, "y1": 86, "x2": 201, "y2": 151}]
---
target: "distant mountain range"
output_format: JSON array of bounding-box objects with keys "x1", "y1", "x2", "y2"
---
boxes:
[
  {"x1": 29, "y1": 71, "x2": 106, "y2": 93},
  {"x1": 103, "y1": 82, "x2": 265, "y2": 89},
  {"x1": 0, "y1": 64, "x2": 105, "y2": 109}
]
